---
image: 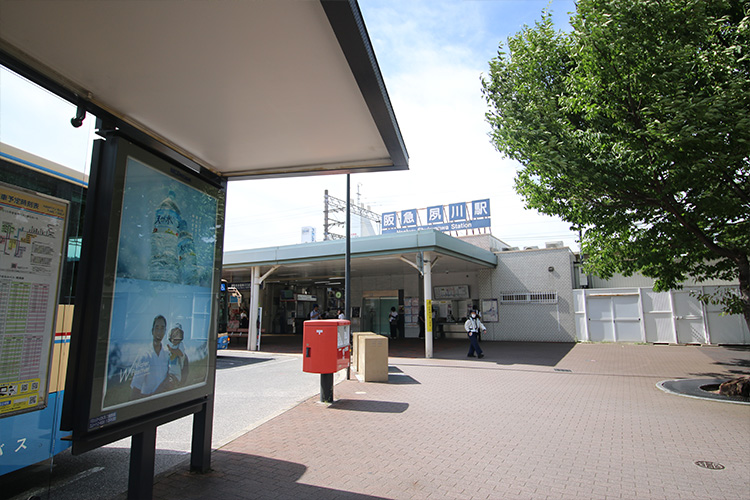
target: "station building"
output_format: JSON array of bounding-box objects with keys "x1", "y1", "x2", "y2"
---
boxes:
[{"x1": 222, "y1": 230, "x2": 750, "y2": 349}]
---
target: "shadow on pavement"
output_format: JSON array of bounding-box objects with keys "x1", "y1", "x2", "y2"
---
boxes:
[
  {"x1": 423, "y1": 340, "x2": 576, "y2": 368},
  {"x1": 216, "y1": 356, "x2": 273, "y2": 370},
  {"x1": 387, "y1": 373, "x2": 420, "y2": 384},
  {"x1": 146, "y1": 450, "x2": 389, "y2": 500},
  {"x1": 241, "y1": 335, "x2": 577, "y2": 368},
  {"x1": 690, "y1": 345, "x2": 750, "y2": 378},
  {"x1": 483, "y1": 341, "x2": 576, "y2": 367},
  {"x1": 5, "y1": 446, "x2": 190, "y2": 500},
  {"x1": 329, "y1": 399, "x2": 409, "y2": 413}
]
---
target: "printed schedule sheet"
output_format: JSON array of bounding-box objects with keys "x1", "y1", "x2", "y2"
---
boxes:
[{"x1": 0, "y1": 182, "x2": 68, "y2": 417}]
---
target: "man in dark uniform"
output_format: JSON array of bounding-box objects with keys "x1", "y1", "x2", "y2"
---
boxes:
[{"x1": 463, "y1": 310, "x2": 486, "y2": 358}]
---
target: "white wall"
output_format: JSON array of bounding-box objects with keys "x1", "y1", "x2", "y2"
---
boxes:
[
  {"x1": 588, "y1": 271, "x2": 740, "y2": 289},
  {"x1": 480, "y1": 248, "x2": 577, "y2": 342}
]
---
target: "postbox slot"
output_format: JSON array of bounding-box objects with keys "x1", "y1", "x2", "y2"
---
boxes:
[{"x1": 306, "y1": 347, "x2": 311, "y2": 357}]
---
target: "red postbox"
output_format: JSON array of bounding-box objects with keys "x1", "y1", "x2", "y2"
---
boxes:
[{"x1": 303, "y1": 319, "x2": 351, "y2": 374}]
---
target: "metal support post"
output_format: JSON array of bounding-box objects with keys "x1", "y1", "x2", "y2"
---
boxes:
[
  {"x1": 128, "y1": 426, "x2": 157, "y2": 500},
  {"x1": 248, "y1": 266, "x2": 260, "y2": 350},
  {"x1": 190, "y1": 396, "x2": 214, "y2": 473},
  {"x1": 345, "y1": 174, "x2": 351, "y2": 379},
  {"x1": 320, "y1": 373, "x2": 334, "y2": 403}
]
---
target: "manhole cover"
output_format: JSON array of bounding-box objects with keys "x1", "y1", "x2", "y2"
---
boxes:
[{"x1": 695, "y1": 461, "x2": 725, "y2": 470}]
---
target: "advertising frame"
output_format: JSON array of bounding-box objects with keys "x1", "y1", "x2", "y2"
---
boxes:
[{"x1": 62, "y1": 133, "x2": 225, "y2": 451}]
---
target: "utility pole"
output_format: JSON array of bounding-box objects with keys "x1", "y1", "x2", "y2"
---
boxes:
[
  {"x1": 323, "y1": 189, "x2": 380, "y2": 240},
  {"x1": 324, "y1": 189, "x2": 330, "y2": 240}
]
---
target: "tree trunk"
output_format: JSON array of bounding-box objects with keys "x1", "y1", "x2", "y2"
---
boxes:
[{"x1": 738, "y1": 255, "x2": 750, "y2": 334}]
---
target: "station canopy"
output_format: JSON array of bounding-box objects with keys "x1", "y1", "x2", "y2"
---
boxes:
[
  {"x1": 223, "y1": 230, "x2": 498, "y2": 285},
  {"x1": 0, "y1": 0, "x2": 408, "y2": 179}
]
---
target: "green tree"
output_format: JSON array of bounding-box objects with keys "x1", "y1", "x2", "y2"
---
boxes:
[{"x1": 482, "y1": 0, "x2": 750, "y2": 331}]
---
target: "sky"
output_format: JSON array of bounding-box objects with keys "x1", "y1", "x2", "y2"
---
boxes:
[{"x1": 0, "y1": 0, "x2": 579, "y2": 252}]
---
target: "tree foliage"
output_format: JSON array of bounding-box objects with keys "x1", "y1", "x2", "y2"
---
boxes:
[{"x1": 482, "y1": 0, "x2": 750, "y2": 330}]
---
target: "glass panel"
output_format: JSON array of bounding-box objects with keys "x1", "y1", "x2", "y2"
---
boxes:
[
  {"x1": 0, "y1": 68, "x2": 91, "y2": 482},
  {"x1": 361, "y1": 298, "x2": 378, "y2": 334}
]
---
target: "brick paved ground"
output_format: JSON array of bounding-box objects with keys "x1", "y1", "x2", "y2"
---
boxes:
[{"x1": 149, "y1": 341, "x2": 750, "y2": 500}]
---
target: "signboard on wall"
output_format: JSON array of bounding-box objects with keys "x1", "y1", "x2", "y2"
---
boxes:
[
  {"x1": 481, "y1": 299, "x2": 499, "y2": 322},
  {"x1": 382, "y1": 199, "x2": 490, "y2": 234},
  {"x1": 0, "y1": 183, "x2": 68, "y2": 418},
  {"x1": 434, "y1": 285, "x2": 470, "y2": 300}
]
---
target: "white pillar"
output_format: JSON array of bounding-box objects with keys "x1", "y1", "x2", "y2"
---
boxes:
[
  {"x1": 248, "y1": 266, "x2": 260, "y2": 351},
  {"x1": 423, "y1": 251, "x2": 433, "y2": 358}
]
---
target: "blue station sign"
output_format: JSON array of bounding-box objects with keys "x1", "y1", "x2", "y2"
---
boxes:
[{"x1": 382, "y1": 199, "x2": 491, "y2": 234}]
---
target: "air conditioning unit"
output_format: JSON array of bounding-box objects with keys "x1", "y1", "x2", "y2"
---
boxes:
[
  {"x1": 579, "y1": 270, "x2": 589, "y2": 287},
  {"x1": 545, "y1": 241, "x2": 564, "y2": 248}
]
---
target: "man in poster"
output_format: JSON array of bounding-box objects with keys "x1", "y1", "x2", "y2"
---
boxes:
[{"x1": 130, "y1": 315, "x2": 170, "y2": 398}]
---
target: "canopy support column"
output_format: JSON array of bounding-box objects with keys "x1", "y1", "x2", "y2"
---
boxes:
[
  {"x1": 423, "y1": 251, "x2": 433, "y2": 358},
  {"x1": 248, "y1": 266, "x2": 261, "y2": 351}
]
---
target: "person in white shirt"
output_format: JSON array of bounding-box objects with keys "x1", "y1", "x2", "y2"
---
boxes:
[
  {"x1": 130, "y1": 315, "x2": 169, "y2": 398},
  {"x1": 337, "y1": 309, "x2": 345, "y2": 320},
  {"x1": 310, "y1": 304, "x2": 322, "y2": 320},
  {"x1": 464, "y1": 310, "x2": 486, "y2": 359}
]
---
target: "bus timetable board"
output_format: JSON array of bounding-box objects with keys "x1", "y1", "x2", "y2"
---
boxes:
[{"x1": 0, "y1": 182, "x2": 68, "y2": 418}]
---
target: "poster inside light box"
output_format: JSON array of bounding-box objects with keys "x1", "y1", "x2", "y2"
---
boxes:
[{"x1": 101, "y1": 157, "x2": 218, "y2": 411}]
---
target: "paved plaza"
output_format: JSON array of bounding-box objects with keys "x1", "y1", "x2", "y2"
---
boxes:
[{"x1": 145, "y1": 339, "x2": 749, "y2": 499}]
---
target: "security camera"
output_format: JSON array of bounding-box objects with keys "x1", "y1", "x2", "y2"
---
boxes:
[{"x1": 71, "y1": 105, "x2": 86, "y2": 128}]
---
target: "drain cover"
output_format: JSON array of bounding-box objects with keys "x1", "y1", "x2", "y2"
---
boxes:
[
  {"x1": 695, "y1": 461, "x2": 725, "y2": 470},
  {"x1": 554, "y1": 368, "x2": 572, "y2": 372}
]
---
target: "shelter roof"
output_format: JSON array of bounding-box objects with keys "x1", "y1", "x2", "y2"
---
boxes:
[{"x1": 0, "y1": 0, "x2": 407, "y2": 179}]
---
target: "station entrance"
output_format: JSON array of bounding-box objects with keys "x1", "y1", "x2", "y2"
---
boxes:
[{"x1": 361, "y1": 296, "x2": 399, "y2": 336}]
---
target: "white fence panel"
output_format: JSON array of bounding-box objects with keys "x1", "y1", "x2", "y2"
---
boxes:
[
  {"x1": 703, "y1": 286, "x2": 750, "y2": 344},
  {"x1": 575, "y1": 286, "x2": 747, "y2": 345},
  {"x1": 573, "y1": 290, "x2": 587, "y2": 341},
  {"x1": 612, "y1": 294, "x2": 642, "y2": 342},
  {"x1": 673, "y1": 289, "x2": 707, "y2": 344},
  {"x1": 587, "y1": 296, "x2": 615, "y2": 342},
  {"x1": 642, "y1": 290, "x2": 675, "y2": 343}
]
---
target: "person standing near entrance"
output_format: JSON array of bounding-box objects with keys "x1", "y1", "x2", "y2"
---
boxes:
[
  {"x1": 388, "y1": 307, "x2": 398, "y2": 339},
  {"x1": 418, "y1": 306, "x2": 426, "y2": 339},
  {"x1": 310, "y1": 304, "x2": 321, "y2": 320},
  {"x1": 464, "y1": 310, "x2": 486, "y2": 358}
]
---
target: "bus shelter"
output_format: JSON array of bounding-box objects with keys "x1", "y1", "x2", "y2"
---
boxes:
[{"x1": 0, "y1": 1, "x2": 407, "y2": 497}]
